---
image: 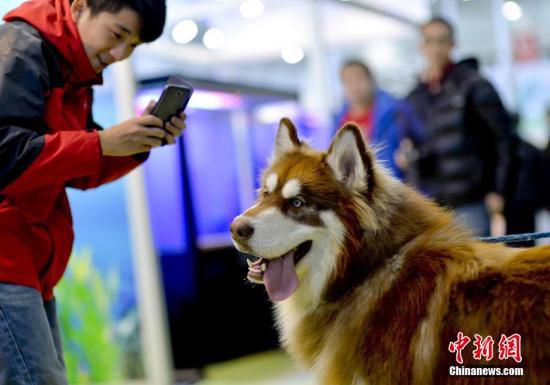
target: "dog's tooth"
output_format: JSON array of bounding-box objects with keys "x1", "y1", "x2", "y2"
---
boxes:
[
  {"x1": 261, "y1": 263, "x2": 267, "y2": 272},
  {"x1": 247, "y1": 259, "x2": 254, "y2": 267}
]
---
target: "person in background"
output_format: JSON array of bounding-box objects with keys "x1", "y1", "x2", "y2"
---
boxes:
[
  {"x1": 503, "y1": 113, "x2": 545, "y2": 247},
  {"x1": 544, "y1": 106, "x2": 550, "y2": 210},
  {"x1": 336, "y1": 59, "x2": 404, "y2": 178},
  {"x1": 401, "y1": 17, "x2": 517, "y2": 236},
  {"x1": 0, "y1": 0, "x2": 185, "y2": 383}
]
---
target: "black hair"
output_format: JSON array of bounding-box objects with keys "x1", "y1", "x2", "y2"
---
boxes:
[
  {"x1": 72, "y1": 0, "x2": 166, "y2": 42},
  {"x1": 422, "y1": 16, "x2": 455, "y2": 43},
  {"x1": 341, "y1": 59, "x2": 374, "y2": 82}
]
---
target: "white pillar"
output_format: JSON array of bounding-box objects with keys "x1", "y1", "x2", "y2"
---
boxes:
[
  {"x1": 111, "y1": 60, "x2": 174, "y2": 385},
  {"x1": 491, "y1": 0, "x2": 516, "y2": 109},
  {"x1": 301, "y1": 0, "x2": 333, "y2": 145},
  {"x1": 230, "y1": 109, "x2": 256, "y2": 211}
]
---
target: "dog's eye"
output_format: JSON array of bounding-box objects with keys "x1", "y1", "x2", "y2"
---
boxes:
[{"x1": 290, "y1": 198, "x2": 304, "y2": 208}]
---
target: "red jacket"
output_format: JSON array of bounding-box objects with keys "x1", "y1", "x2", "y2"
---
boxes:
[{"x1": 0, "y1": 0, "x2": 144, "y2": 299}]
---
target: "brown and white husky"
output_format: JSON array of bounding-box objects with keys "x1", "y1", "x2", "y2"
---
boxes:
[{"x1": 230, "y1": 118, "x2": 549, "y2": 385}]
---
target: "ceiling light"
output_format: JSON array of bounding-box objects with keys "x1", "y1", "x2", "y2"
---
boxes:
[
  {"x1": 203, "y1": 28, "x2": 225, "y2": 50},
  {"x1": 240, "y1": 0, "x2": 265, "y2": 19},
  {"x1": 281, "y1": 46, "x2": 304, "y2": 64},
  {"x1": 502, "y1": 1, "x2": 522, "y2": 21},
  {"x1": 171, "y1": 20, "x2": 198, "y2": 45}
]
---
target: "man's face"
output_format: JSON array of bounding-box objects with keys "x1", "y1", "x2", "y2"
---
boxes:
[
  {"x1": 71, "y1": 0, "x2": 142, "y2": 73},
  {"x1": 421, "y1": 22, "x2": 454, "y2": 69},
  {"x1": 341, "y1": 65, "x2": 374, "y2": 106}
]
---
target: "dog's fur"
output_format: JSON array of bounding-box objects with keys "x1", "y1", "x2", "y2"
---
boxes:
[{"x1": 231, "y1": 118, "x2": 550, "y2": 385}]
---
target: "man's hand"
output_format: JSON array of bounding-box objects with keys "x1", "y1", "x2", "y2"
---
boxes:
[
  {"x1": 394, "y1": 138, "x2": 414, "y2": 171},
  {"x1": 485, "y1": 192, "x2": 505, "y2": 215},
  {"x1": 486, "y1": 192, "x2": 506, "y2": 237},
  {"x1": 98, "y1": 101, "x2": 187, "y2": 156},
  {"x1": 163, "y1": 112, "x2": 187, "y2": 145}
]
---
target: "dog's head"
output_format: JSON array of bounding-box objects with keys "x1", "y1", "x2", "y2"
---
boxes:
[{"x1": 230, "y1": 117, "x2": 379, "y2": 302}]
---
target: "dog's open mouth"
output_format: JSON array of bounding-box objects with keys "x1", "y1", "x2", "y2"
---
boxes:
[{"x1": 246, "y1": 240, "x2": 312, "y2": 302}]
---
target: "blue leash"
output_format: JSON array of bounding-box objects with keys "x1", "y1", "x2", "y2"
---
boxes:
[{"x1": 476, "y1": 232, "x2": 550, "y2": 244}]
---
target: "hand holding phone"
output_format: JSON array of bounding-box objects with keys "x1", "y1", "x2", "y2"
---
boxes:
[{"x1": 149, "y1": 76, "x2": 193, "y2": 145}]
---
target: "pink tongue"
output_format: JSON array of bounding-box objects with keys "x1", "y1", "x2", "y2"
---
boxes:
[{"x1": 263, "y1": 251, "x2": 299, "y2": 301}]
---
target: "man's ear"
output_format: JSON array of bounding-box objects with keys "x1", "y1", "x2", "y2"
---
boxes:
[
  {"x1": 326, "y1": 123, "x2": 374, "y2": 193},
  {"x1": 70, "y1": 0, "x2": 87, "y2": 22},
  {"x1": 273, "y1": 118, "x2": 300, "y2": 159}
]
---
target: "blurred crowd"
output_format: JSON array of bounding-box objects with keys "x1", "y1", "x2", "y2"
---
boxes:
[{"x1": 337, "y1": 17, "x2": 550, "y2": 243}]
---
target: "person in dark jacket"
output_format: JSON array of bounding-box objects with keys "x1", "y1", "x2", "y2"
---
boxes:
[
  {"x1": 403, "y1": 17, "x2": 516, "y2": 236},
  {"x1": 0, "y1": 0, "x2": 185, "y2": 383},
  {"x1": 544, "y1": 106, "x2": 550, "y2": 210},
  {"x1": 504, "y1": 139, "x2": 545, "y2": 246},
  {"x1": 336, "y1": 59, "x2": 405, "y2": 178},
  {"x1": 499, "y1": 113, "x2": 547, "y2": 247}
]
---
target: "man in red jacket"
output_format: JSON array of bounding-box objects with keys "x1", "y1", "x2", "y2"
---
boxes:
[{"x1": 0, "y1": 0, "x2": 185, "y2": 383}]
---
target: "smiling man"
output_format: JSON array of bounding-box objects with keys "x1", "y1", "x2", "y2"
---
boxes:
[{"x1": 0, "y1": 0, "x2": 183, "y2": 383}]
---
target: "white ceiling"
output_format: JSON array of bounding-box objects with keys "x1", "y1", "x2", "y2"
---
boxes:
[
  {"x1": 133, "y1": 0, "x2": 430, "y2": 91},
  {"x1": 144, "y1": 0, "x2": 429, "y2": 65},
  {"x1": 0, "y1": 0, "x2": 430, "y2": 93}
]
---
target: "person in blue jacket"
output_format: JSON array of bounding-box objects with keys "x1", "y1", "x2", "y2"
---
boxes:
[{"x1": 336, "y1": 59, "x2": 408, "y2": 178}]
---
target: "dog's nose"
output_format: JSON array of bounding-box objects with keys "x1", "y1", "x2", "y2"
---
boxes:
[{"x1": 230, "y1": 217, "x2": 254, "y2": 240}]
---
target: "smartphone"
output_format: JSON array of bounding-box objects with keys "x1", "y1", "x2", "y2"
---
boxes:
[
  {"x1": 151, "y1": 76, "x2": 194, "y2": 122},
  {"x1": 150, "y1": 76, "x2": 193, "y2": 144}
]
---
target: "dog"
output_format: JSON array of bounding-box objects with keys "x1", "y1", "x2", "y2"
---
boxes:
[{"x1": 230, "y1": 118, "x2": 550, "y2": 385}]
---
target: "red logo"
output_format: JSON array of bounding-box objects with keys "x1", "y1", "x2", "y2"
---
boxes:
[
  {"x1": 449, "y1": 333, "x2": 522, "y2": 363},
  {"x1": 448, "y1": 332, "x2": 471, "y2": 364},
  {"x1": 473, "y1": 334, "x2": 495, "y2": 361},
  {"x1": 498, "y1": 334, "x2": 522, "y2": 363}
]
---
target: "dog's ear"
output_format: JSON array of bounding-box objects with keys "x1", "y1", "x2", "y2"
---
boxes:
[
  {"x1": 326, "y1": 123, "x2": 374, "y2": 192},
  {"x1": 274, "y1": 118, "x2": 300, "y2": 159}
]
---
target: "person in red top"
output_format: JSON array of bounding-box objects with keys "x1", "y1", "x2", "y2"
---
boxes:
[
  {"x1": 0, "y1": 0, "x2": 185, "y2": 383},
  {"x1": 339, "y1": 60, "x2": 375, "y2": 140},
  {"x1": 336, "y1": 59, "x2": 405, "y2": 178}
]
